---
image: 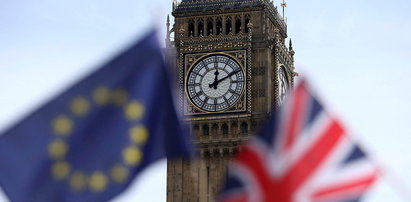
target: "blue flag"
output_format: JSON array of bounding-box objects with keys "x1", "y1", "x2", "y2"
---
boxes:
[{"x1": 0, "y1": 31, "x2": 192, "y2": 202}]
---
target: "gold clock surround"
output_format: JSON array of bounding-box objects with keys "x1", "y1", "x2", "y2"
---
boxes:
[{"x1": 184, "y1": 50, "x2": 250, "y2": 116}]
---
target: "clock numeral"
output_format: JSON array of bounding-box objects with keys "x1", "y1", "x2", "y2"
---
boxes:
[
  {"x1": 192, "y1": 71, "x2": 204, "y2": 77},
  {"x1": 213, "y1": 99, "x2": 218, "y2": 111},
  {"x1": 202, "y1": 97, "x2": 209, "y2": 108},
  {"x1": 187, "y1": 83, "x2": 201, "y2": 87},
  {"x1": 223, "y1": 59, "x2": 230, "y2": 70},
  {"x1": 202, "y1": 61, "x2": 210, "y2": 71},
  {"x1": 231, "y1": 80, "x2": 243, "y2": 83},
  {"x1": 228, "y1": 89, "x2": 239, "y2": 95},
  {"x1": 196, "y1": 91, "x2": 204, "y2": 98},
  {"x1": 223, "y1": 96, "x2": 230, "y2": 105}
]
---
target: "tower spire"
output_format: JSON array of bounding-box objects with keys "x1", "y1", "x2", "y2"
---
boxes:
[{"x1": 166, "y1": 15, "x2": 171, "y2": 47}]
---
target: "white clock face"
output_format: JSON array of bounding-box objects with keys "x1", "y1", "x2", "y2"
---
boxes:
[
  {"x1": 278, "y1": 67, "x2": 289, "y2": 105},
  {"x1": 186, "y1": 55, "x2": 245, "y2": 112}
]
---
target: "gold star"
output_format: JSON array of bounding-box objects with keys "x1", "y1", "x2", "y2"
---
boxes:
[
  {"x1": 124, "y1": 101, "x2": 144, "y2": 121},
  {"x1": 52, "y1": 161, "x2": 71, "y2": 180},
  {"x1": 111, "y1": 89, "x2": 128, "y2": 106},
  {"x1": 89, "y1": 171, "x2": 108, "y2": 192},
  {"x1": 122, "y1": 146, "x2": 143, "y2": 166},
  {"x1": 129, "y1": 125, "x2": 149, "y2": 145},
  {"x1": 70, "y1": 171, "x2": 87, "y2": 191},
  {"x1": 111, "y1": 164, "x2": 129, "y2": 183},
  {"x1": 70, "y1": 96, "x2": 90, "y2": 116},
  {"x1": 93, "y1": 86, "x2": 110, "y2": 106},
  {"x1": 52, "y1": 115, "x2": 72, "y2": 136},
  {"x1": 48, "y1": 139, "x2": 68, "y2": 159}
]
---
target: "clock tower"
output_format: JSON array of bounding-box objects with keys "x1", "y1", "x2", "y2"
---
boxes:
[{"x1": 165, "y1": 0, "x2": 296, "y2": 201}]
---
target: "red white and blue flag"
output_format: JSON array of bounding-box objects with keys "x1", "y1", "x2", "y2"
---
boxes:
[{"x1": 218, "y1": 80, "x2": 379, "y2": 202}]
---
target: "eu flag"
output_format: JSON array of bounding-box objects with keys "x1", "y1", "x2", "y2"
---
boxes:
[{"x1": 0, "y1": 31, "x2": 192, "y2": 202}]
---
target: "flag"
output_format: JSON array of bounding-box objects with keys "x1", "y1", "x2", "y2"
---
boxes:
[
  {"x1": 218, "y1": 80, "x2": 379, "y2": 202},
  {"x1": 0, "y1": 31, "x2": 192, "y2": 202}
]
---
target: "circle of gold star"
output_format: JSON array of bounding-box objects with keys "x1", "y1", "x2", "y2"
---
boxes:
[{"x1": 48, "y1": 85, "x2": 150, "y2": 193}]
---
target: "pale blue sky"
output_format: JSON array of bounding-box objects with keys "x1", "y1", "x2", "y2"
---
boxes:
[{"x1": 1, "y1": 0, "x2": 411, "y2": 201}]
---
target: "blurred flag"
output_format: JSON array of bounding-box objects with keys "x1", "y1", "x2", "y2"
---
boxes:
[
  {"x1": 0, "y1": 31, "x2": 192, "y2": 202},
  {"x1": 218, "y1": 80, "x2": 379, "y2": 202}
]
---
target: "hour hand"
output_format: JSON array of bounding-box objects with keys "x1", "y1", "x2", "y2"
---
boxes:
[
  {"x1": 209, "y1": 81, "x2": 219, "y2": 89},
  {"x1": 209, "y1": 70, "x2": 219, "y2": 89},
  {"x1": 209, "y1": 82, "x2": 216, "y2": 89}
]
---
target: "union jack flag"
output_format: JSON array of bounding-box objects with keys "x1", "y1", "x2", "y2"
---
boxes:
[{"x1": 218, "y1": 80, "x2": 379, "y2": 202}]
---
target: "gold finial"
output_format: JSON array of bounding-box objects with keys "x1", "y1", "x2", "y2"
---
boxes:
[
  {"x1": 247, "y1": 22, "x2": 253, "y2": 29},
  {"x1": 280, "y1": 0, "x2": 287, "y2": 20}
]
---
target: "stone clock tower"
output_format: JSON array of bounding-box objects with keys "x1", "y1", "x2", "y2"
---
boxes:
[{"x1": 165, "y1": 0, "x2": 296, "y2": 201}]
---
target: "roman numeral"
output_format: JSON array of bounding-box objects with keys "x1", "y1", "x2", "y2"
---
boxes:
[
  {"x1": 187, "y1": 83, "x2": 201, "y2": 87},
  {"x1": 223, "y1": 59, "x2": 230, "y2": 69},
  {"x1": 202, "y1": 97, "x2": 209, "y2": 108},
  {"x1": 196, "y1": 91, "x2": 204, "y2": 97},
  {"x1": 223, "y1": 96, "x2": 230, "y2": 105},
  {"x1": 213, "y1": 99, "x2": 218, "y2": 111},
  {"x1": 231, "y1": 80, "x2": 243, "y2": 83},
  {"x1": 191, "y1": 71, "x2": 203, "y2": 77},
  {"x1": 228, "y1": 89, "x2": 238, "y2": 94},
  {"x1": 202, "y1": 61, "x2": 210, "y2": 71}
]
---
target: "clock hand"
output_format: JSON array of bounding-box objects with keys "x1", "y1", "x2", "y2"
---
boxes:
[
  {"x1": 209, "y1": 69, "x2": 220, "y2": 89},
  {"x1": 215, "y1": 69, "x2": 241, "y2": 84},
  {"x1": 213, "y1": 69, "x2": 219, "y2": 89},
  {"x1": 209, "y1": 69, "x2": 241, "y2": 89}
]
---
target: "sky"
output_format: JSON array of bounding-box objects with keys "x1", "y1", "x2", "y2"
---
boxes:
[{"x1": 0, "y1": 0, "x2": 411, "y2": 201}]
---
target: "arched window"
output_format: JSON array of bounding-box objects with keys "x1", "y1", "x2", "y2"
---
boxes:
[
  {"x1": 240, "y1": 122, "x2": 248, "y2": 134},
  {"x1": 235, "y1": 17, "x2": 242, "y2": 34},
  {"x1": 203, "y1": 125, "x2": 209, "y2": 136},
  {"x1": 231, "y1": 122, "x2": 238, "y2": 135},
  {"x1": 245, "y1": 16, "x2": 251, "y2": 33},
  {"x1": 198, "y1": 20, "x2": 204, "y2": 36},
  {"x1": 211, "y1": 124, "x2": 218, "y2": 135},
  {"x1": 221, "y1": 123, "x2": 228, "y2": 136},
  {"x1": 188, "y1": 20, "x2": 195, "y2": 37},
  {"x1": 193, "y1": 125, "x2": 199, "y2": 136},
  {"x1": 207, "y1": 19, "x2": 213, "y2": 36},
  {"x1": 216, "y1": 18, "x2": 223, "y2": 35},
  {"x1": 226, "y1": 18, "x2": 232, "y2": 34}
]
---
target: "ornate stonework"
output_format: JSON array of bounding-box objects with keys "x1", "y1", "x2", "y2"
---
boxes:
[{"x1": 165, "y1": 0, "x2": 296, "y2": 201}]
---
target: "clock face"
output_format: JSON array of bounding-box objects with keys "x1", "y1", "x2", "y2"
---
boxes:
[
  {"x1": 278, "y1": 67, "x2": 289, "y2": 104},
  {"x1": 186, "y1": 55, "x2": 245, "y2": 112}
]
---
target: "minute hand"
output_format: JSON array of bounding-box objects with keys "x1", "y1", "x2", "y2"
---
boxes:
[{"x1": 215, "y1": 69, "x2": 241, "y2": 84}]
